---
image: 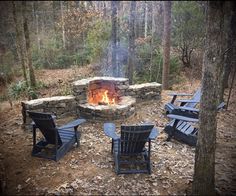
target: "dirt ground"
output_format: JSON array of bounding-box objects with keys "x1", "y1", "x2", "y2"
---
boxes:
[{"x1": 0, "y1": 66, "x2": 235, "y2": 195}]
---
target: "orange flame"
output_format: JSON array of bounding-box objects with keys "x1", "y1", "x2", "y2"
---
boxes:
[
  {"x1": 89, "y1": 89, "x2": 116, "y2": 105},
  {"x1": 101, "y1": 90, "x2": 115, "y2": 105}
]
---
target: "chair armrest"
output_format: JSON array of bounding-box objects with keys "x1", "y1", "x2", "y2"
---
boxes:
[
  {"x1": 168, "y1": 93, "x2": 192, "y2": 96},
  {"x1": 104, "y1": 123, "x2": 119, "y2": 140},
  {"x1": 58, "y1": 118, "x2": 86, "y2": 129},
  {"x1": 51, "y1": 115, "x2": 57, "y2": 119},
  {"x1": 177, "y1": 99, "x2": 200, "y2": 103},
  {"x1": 31, "y1": 121, "x2": 36, "y2": 126},
  {"x1": 217, "y1": 102, "x2": 225, "y2": 110},
  {"x1": 178, "y1": 106, "x2": 199, "y2": 112},
  {"x1": 149, "y1": 127, "x2": 159, "y2": 140},
  {"x1": 167, "y1": 114, "x2": 199, "y2": 123}
]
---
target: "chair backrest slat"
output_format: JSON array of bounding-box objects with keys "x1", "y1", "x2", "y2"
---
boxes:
[
  {"x1": 28, "y1": 111, "x2": 62, "y2": 145},
  {"x1": 185, "y1": 88, "x2": 201, "y2": 108},
  {"x1": 120, "y1": 124, "x2": 154, "y2": 154}
]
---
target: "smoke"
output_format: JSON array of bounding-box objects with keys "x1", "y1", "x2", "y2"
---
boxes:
[{"x1": 98, "y1": 41, "x2": 128, "y2": 78}]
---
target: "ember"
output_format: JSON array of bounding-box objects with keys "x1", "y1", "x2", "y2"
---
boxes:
[{"x1": 88, "y1": 81, "x2": 119, "y2": 105}]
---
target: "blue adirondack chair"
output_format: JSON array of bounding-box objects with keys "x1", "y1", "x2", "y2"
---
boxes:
[
  {"x1": 28, "y1": 111, "x2": 86, "y2": 161},
  {"x1": 164, "y1": 102, "x2": 225, "y2": 146},
  {"x1": 165, "y1": 88, "x2": 201, "y2": 115},
  {"x1": 104, "y1": 123, "x2": 159, "y2": 174}
]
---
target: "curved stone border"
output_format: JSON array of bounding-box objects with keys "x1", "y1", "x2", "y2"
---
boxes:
[{"x1": 78, "y1": 96, "x2": 136, "y2": 121}]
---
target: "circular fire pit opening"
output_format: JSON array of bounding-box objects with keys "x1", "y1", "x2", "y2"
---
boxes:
[
  {"x1": 88, "y1": 80, "x2": 120, "y2": 105},
  {"x1": 72, "y1": 77, "x2": 136, "y2": 121}
]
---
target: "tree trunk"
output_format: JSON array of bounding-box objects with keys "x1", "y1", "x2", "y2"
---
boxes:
[
  {"x1": 117, "y1": 1, "x2": 121, "y2": 77},
  {"x1": 60, "y1": 1, "x2": 66, "y2": 49},
  {"x1": 127, "y1": 1, "x2": 136, "y2": 84},
  {"x1": 135, "y1": 4, "x2": 140, "y2": 38},
  {"x1": 12, "y1": 1, "x2": 28, "y2": 86},
  {"x1": 220, "y1": 2, "x2": 236, "y2": 102},
  {"x1": 22, "y1": 1, "x2": 36, "y2": 88},
  {"x1": 162, "y1": 1, "x2": 171, "y2": 90},
  {"x1": 149, "y1": 1, "x2": 155, "y2": 82},
  {"x1": 156, "y1": 2, "x2": 164, "y2": 40},
  {"x1": 52, "y1": 1, "x2": 58, "y2": 33},
  {"x1": 111, "y1": 1, "x2": 118, "y2": 77},
  {"x1": 31, "y1": 2, "x2": 36, "y2": 31},
  {"x1": 35, "y1": 14, "x2": 41, "y2": 51},
  {"x1": 103, "y1": 2, "x2": 107, "y2": 18},
  {"x1": 192, "y1": 2, "x2": 225, "y2": 195},
  {"x1": 144, "y1": 1, "x2": 148, "y2": 38}
]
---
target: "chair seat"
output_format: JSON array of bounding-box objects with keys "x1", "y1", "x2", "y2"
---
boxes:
[
  {"x1": 113, "y1": 140, "x2": 147, "y2": 156},
  {"x1": 165, "y1": 119, "x2": 197, "y2": 146},
  {"x1": 58, "y1": 129, "x2": 77, "y2": 143}
]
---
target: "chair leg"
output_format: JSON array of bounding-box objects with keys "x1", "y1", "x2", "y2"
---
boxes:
[
  {"x1": 111, "y1": 139, "x2": 114, "y2": 154},
  {"x1": 166, "y1": 119, "x2": 179, "y2": 141},
  {"x1": 166, "y1": 127, "x2": 174, "y2": 141},
  {"x1": 114, "y1": 153, "x2": 120, "y2": 174},
  {"x1": 75, "y1": 131, "x2": 80, "y2": 147}
]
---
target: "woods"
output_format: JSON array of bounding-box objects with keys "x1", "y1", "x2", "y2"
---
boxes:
[
  {"x1": 1, "y1": 1, "x2": 207, "y2": 91},
  {"x1": 0, "y1": 1, "x2": 235, "y2": 195}
]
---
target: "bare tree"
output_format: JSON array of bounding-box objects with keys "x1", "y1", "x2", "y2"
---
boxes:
[
  {"x1": 52, "y1": 1, "x2": 58, "y2": 34},
  {"x1": 22, "y1": 1, "x2": 36, "y2": 87},
  {"x1": 162, "y1": 1, "x2": 171, "y2": 89},
  {"x1": 127, "y1": 1, "x2": 136, "y2": 84},
  {"x1": 192, "y1": 1, "x2": 226, "y2": 195},
  {"x1": 111, "y1": 1, "x2": 118, "y2": 77},
  {"x1": 144, "y1": 1, "x2": 148, "y2": 38},
  {"x1": 12, "y1": 1, "x2": 28, "y2": 86},
  {"x1": 32, "y1": 2, "x2": 41, "y2": 51},
  {"x1": 103, "y1": 1, "x2": 107, "y2": 18},
  {"x1": 220, "y1": 2, "x2": 236, "y2": 102},
  {"x1": 117, "y1": 1, "x2": 121, "y2": 77},
  {"x1": 60, "y1": 1, "x2": 66, "y2": 49}
]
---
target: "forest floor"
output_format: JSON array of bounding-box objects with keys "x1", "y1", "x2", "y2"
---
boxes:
[{"x1": 0, "y1": 65, "x2": 235, "y2": 195}]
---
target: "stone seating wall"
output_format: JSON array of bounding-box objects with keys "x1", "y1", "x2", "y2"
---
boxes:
[
  {"x1": 21, "y1": 96, "x2": 76, "y2": 125},
  {"x1": 126, "y1": 82, "x2": 162, "y2": 102}
]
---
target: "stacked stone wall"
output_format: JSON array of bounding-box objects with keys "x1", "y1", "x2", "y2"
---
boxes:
[
  {"x1": 22, "y1": 77, "x2": 162, "y2": 124},
  {"x1": 21, "y1": 96, "x2": 76, "y2": 125},
  {"x1": 126, "y1": 82, "x2": 162, "y2": 102}
]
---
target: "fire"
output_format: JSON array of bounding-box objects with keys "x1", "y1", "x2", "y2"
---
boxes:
[
  {"x1": 101, "y1": 90, "x2": 115, "y2": 105},
  {"x1": 88, "y1": 89, "x2": 117, "y2": 105}
]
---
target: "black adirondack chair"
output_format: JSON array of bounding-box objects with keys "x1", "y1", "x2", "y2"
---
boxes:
[
  {"x1": 28, "y1": 111, "x2": 86, "y2": 161},
  {"x1": 165, "y1": 114, "x2": 199, "y2": 146},
  {"x1": 104, "y1": 123, "x2": 159, "y2": 174},
  {"x1": 164, "y1": 102, "x2": 225, "y2": 146},
  {"x1": 165, "y1": 88, "x2": 201, "y2": 115}
]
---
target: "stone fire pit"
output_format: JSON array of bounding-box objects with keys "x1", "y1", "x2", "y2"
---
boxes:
[
  {"x1": 72, "y1": 77, "x2": 136, "y2": 120},
  {"x1": 22, "y1": 76, "x2": 162, "y2": 124}
]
